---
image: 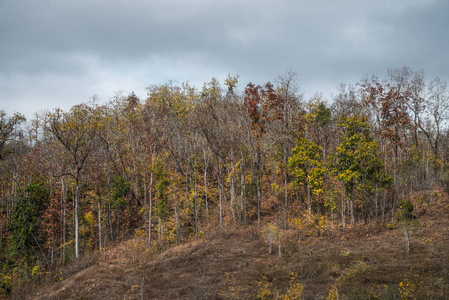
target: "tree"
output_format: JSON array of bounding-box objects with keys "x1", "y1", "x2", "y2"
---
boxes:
[
  {"x1": 361, "y1": 73, "x2": 410, "y2": 204},
  {"x1": 0, "y1": 112, "x2": 27, "y2": 247},
  {"x1": 288, "y1": 138, "x2": 326, "y2": 214},
  {"x1": 153, "y1": 161, "x2": 170, "y2": 243},
  {"x1": 313, "y1": 100, "x2": 332, "y2": 163},
  {"x1": 421, "y1": 77, "x2": 449, "y2": 159},
  {"x1": 6, "y1": 182, "x2": 48, "y2": 264},
  {"x1": 40, "y1": 188, "x2": 63, "y2": 265},
  {"x1": 333, "y1": 114, "x2": 390, "y2": 226},
  {"x1": 244, "y1": 82, "x2": 282, "y2": 227},
  {"x1": 275, "y1": 70, "x2": 304, "y2": 226},
  {"x1": 44, "y1": 104, "x2": 102, "y2": 258},
  {"x1": 197, "y1": 78, "x2": 233, "y2": 227},
  {"x1": 143, "y1": 85, "x2": 172, "y2": 241},
  {"x1": 404, "y1": 70, "x2": 426, "y2": 149},
  {"x1": 0, "y1": 111, "x2": 26, "y2": 161}
]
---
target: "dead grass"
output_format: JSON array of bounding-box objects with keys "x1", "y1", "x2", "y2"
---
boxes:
[{"x1": 14, "y1": 190, "x2": 449, "y2": 299}]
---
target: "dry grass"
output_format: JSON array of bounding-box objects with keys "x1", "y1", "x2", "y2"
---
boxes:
[{"x1": 14, "y1": 190, "x2": 449, "y2": 299}]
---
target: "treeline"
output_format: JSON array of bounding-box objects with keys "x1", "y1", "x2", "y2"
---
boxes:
[{"x1": 1, "y1": 67, "x2": 448, "y2": 289}]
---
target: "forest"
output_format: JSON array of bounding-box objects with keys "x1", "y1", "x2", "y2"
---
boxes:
[{"x1": 1, "y1": 66, "x2": 449, "y2": 296}]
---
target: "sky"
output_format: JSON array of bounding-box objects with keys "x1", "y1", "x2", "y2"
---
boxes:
[{"x1": 1, "y1": 0, "x2": 449, "y2": 119}]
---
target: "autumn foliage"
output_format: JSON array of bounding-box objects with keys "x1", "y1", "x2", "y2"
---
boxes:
[{"x1": 1, "y1": 67, "x2": 449, "y2": 297}]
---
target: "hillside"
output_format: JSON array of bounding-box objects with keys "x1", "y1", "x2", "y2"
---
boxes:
[
  {"x1": 3, "y1": 67, "x2": 449, "y2": 299},
  {"x1": 12, "y1": 190, "x2": 449, "y2": 300}
]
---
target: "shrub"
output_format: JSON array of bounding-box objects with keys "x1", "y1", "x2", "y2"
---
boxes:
[{"x1": 399, "y1": 200, "x2": 414, "y2": 220}]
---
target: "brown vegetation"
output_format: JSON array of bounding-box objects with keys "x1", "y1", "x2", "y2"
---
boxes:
[{"x1": 14, "y1": 189, "x2": 449, "y2": 300}]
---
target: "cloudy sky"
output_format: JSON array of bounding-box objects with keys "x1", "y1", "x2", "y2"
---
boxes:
[{"x1": 1, "y1": 0, "x2": 448, "y2": 118}]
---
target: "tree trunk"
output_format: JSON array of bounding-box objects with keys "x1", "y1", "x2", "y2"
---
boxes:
[
  {"x1": 217, "y1": 156, "x2": 223, "y2": 227},
  {"x1": 229, "y1": 167, "x2": 236, "y2": 226},
  {"x1": 51, "y1": 238, "x2": 54, "y2": 265},
  {"x1": 0, "y1": 206, "x2": 2, "y2": 247},
  {"x1": 106, "y1": 168, "x2": 114, "y2": 241},
  {"x1": 174, "y1": 191, "x2": 180, "y2": 244},
  {"x1": 284, "y1": 153, "x2": 288, "y2": 229},
  {"x1": 241, "y1": 152, "x2": 246, "y2": 225},
  {"x1": 341, "y1": 194, "x2": 346, "y2": 230},
  {"x1": 98, "y1": 199, "x2": 102, "y2": 250},
  {"x1": 307, "y1": 181, "x2": 311, "y2": 214},
  {"x1": 204, "y1": 163, "x2": 209, "y2": 226},
  {"x1": 257, "y1": 162, "x2": 261, "y2": 228},
  {"x1": 278, "y1": 242, "x2": 281, "y2": 258},
  {"x1": 203, "y1": 150, "x2": 209, "y2": 226},
  {"x1": 75, "y1": 180, "x2": 80, "y2": 258},
  {"x1": 61, "y1": 178, "x2": 66, "y2": 263},
  {"x1": 194, "y1": 179, "x2": 198, "y2": 235},
  {"x1": 148, "y1": 153, "x2": 154, "y2": 244},
  {"x1": 192, "y1": 160, "x2": 199, "y2": 235},
  {"x1": 143, "y1": 174, "x2": 147, "y2": 234},
  {"x1": 158, "y1": 216, "x2": 163, "y2": 243},
  {"x1": 350, "y1": 197, "x2": 354, "y2": 225}
]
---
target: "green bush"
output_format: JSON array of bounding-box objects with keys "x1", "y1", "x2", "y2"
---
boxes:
[{"x1": 399, "y1": 200, "x2": 414, "y2": 220}]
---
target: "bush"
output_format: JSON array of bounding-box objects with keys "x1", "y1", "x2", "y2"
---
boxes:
[{"x1": 399, "y1": 200, "x2": 414, "y2": 220}]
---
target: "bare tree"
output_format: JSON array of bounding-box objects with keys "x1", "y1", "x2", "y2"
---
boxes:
[
  {"x1": 421, "y1": 78, "x2": 449, "y2": 159},
  {"x1": 275, "y1": 70, "x2": 303, "y2": 227},
  {"x1": 0, "y1": 111, "x2": 26, "y2": 161}
]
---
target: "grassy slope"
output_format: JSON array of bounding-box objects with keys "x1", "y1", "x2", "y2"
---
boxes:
[{"x1": 19, "y1": 191, "x2": 449, "y2": 299}]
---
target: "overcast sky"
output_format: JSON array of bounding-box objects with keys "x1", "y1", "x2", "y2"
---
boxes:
[{"x1": 1, "y1": 0, "x2": 448, "y2": 119}]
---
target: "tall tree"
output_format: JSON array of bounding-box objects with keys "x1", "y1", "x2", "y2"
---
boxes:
[
  {"x1": 361, "y1": 74, "x2": 410, "y2": 201},
  {"x1": 197, "y1": 78, "x2": 233, "y2": 227},
  {"x1": 244, "y1": 82, "x2": 282, "y2": 227},
  {"x1": 44, "y1": 104, "x2": 102, "y2": 258},
  {"x1": 0, "y1": 111, "x2": 26, "y2": 161},
  {"x1": 7, "y1": 182, "x2": 48, "y2": 263},
  {"x1": 333, "y1": 114, "x2": 389, "y2": 226},
  {"x1": 288, "y1": 138, "x2": 326, "y2": 214},
  {"x1": 421, "y1": 77, "x2": 449, "y2": 159},
  {"x1": 275, "y1": 71, "x2": 304, "y2": 226}
]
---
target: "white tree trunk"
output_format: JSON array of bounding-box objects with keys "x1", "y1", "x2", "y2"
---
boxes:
[{"x1": 75, "y1": 182, "x2": 80, "y2": 258}]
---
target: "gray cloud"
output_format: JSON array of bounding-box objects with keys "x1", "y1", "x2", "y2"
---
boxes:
[{"x1": 1, "y1": 0, "x2": 448, "y2": 118}]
